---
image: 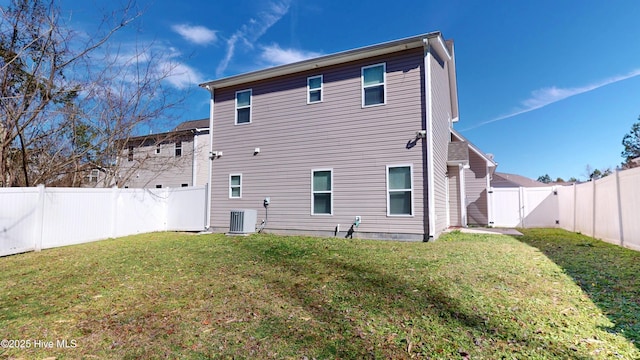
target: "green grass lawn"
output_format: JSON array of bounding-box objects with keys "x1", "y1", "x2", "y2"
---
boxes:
[{"x1": 1, "y1": 228, "x2": 638, "y2": 359}]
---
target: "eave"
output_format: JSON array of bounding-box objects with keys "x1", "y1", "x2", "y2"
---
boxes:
[{"x1": 200, "y1": 32, "x2": 444, "y2": 90}]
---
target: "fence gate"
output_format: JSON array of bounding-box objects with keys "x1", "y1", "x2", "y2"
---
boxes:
[{"x1": 489, "y1": 186, "x2": 559, "y2": 228}]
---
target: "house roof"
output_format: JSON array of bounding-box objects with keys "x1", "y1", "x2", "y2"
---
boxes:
[
  {"x1": 447, "y1": 140, "x2": 469, "y2": 165},
  {"x1": 450, "y1": 128, "x2": 497, "y2": 169},
  {"x1": 199, "y1": 33, "x2": 457, "y2": 119},
  {"x1": 491, "y1": 172, "x2": 548, "y2": 188},
  {"x1": 173, "y1": 118, "x2": 209, "y2": 132},
  {"x1": 123, "y1": 118, "x2": 209, "y2": 145}
]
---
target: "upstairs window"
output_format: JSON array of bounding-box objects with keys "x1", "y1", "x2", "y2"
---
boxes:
[
  {"x1": 127, "y1": 146, "x2": 134, "y2": 161},
  {"x1": 307, "y1": 75, "x2": 323, "y2": 104},
  {"x1": 387, "y1": 165, "x2": 413, "y2": 216},
  {"x1": 362, "y1": 63, "x2": 386, "y2": 107},
  {"x1": 229, "y1": 174, "x2": 242, "y2": 198},
  {"x1": 236, "y1": 89, "x2": 252, "y2": 124},
  {"x1": 312, "y1": 169, "x2": 332, "y2": 215},
  {"x1": 156, "y1": 143, "x2": 161, "y2": 154},
  {"x1": 87, "y1": 169, "x2": 99, "y2": 183},
  {"x1": 175, "y1": 141, "x2": 182, "y2": 157}
]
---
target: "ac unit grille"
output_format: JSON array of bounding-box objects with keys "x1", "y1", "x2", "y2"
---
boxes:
[{"x1": 229, "y1": 209, "x2": 257, "y2": 234}]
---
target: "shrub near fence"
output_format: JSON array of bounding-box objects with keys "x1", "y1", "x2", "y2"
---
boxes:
[
  {"x1": 0, "y1": 185, "x2": 208, "y2": 257},
  {"x1": 557, "y1": 167, "x2": 640, "y2": 251}
]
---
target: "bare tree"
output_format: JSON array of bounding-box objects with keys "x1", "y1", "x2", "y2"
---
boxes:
[{"x1": 0, "y1": 0, "x2": 187, "y2": 187}]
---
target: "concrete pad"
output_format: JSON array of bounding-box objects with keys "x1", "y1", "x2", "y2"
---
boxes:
[{"x1": 448, "y1": 227, "x2": 523, "y2": 236}]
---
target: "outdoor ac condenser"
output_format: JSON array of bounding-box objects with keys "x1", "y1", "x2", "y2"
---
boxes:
[{"x1": 229, "y1": 209, "x2": 257, "y2": 234}]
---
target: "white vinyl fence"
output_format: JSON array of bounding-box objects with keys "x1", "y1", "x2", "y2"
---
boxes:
[
  {"x1": 489, "y1": 166, "x2": 640, "y2": 251},
  {"x1": 557, "y1": 167, "x2": 640, "y2": 251},
  {"x1": 0, "y1": 185, "x2": 208, "y2": 257}
]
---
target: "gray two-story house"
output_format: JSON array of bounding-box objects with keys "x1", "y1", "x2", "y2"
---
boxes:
[
  {"x1": 118, "y1": 119, "x2": 211, "y2": 189},
  {"x1": 200, "y1": 32, "x2": 495, "y2": 240}
]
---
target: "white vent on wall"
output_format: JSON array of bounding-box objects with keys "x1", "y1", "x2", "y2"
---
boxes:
[{"x1": 229, "y1": 209, "x2": 257, "y2": 234}]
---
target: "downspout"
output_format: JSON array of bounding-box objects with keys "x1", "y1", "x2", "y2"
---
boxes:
[
  {"x1": 423, "y1": 38, "x2": 436, "y2": 240},
  {"x1": 485, "y1": 163, "x2": 492, "y2": 227},
  {"x1": 459, "y1": 163, "x2": 467, "y2": 227},
  {"x1": 192, "y1": 130, "x2": 198, "y2": 186},
  {"x1": 205, "y1": 86, "x2": 215, "y2": 230}
]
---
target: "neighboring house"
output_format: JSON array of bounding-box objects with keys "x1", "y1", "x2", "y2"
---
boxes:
[
  {"x1": 200, "y1": 32, "x2": 495, "y2": 240},
  {"x1": 491, "y1": 172, "x2": 548, "y2": 188},
  {"x1": 118, "y1": 119, "x2": 210, "y2": 189}
]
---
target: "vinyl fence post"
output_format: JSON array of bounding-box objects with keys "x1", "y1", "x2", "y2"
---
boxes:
[
  {"x1": 111, "y1": 186, "x2": 118, "y2": 238},
  {"x1": 591, "y1": 179, "x2": 596, "y2": 238},
  {"x1": 572, "y1": 183, "x2": 577, "y2": 232},
  {"x1": 615, "y1": 169, "x2": 624, "y2": 247},
  {"x1": 34, "y1": 184, "x2": 45, "y2": 252},
  {"x1": 519, "y1": 187, "x2": 525, "y2": 228}
]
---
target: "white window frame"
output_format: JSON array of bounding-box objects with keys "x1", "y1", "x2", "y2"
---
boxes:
[
  {"x1": 386, "y1": 164, "x2": 414, "y2": 216},
  {"x1": 175, "y1": 141, "x2": 182, "y2": 157},
  {"x1": 311, "y1": 168, "x2": 333, "y2": 215},
  {"x1": 229, "y1": 174, "x2": 242, "y2": 199},
  {"x1": 155, "y1": 143, "x2": 161, "y2": 154},
  {"x1": 361, "y1": 62, "x2": 387, "y2": 108},
  {"x1": 307, "y1": 75, "x2": 323, "y2": 104},
  {"x1": 87, "y1": 169, "x2": 99, "y2": 183},
  {"x1": 235, "y1": 89, "x2": 252, "y2": 125}
]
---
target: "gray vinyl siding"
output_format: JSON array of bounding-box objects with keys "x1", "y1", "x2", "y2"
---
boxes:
[
  {"x1": 429, "y1": 51, "x2": 453, "y2": 237},
  {"x1": 448, "y1": 166, "x2": 461, "y2": 226},
  {"x1": 465, "y1": 151, "x2": 489, "y2": 225},
  {"x1": 121, "y1": 136, "x2": 197, "y2": 188},
  {"x1": 210, "y1": 48, "x2": 427, "y2": 238}
]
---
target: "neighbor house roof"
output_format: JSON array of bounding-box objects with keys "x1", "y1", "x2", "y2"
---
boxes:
[
  {"x1": 491, "y1": 172, "x2": 548, "y2": 188},
  {"x1": 173, "y1": 118, "x2": 209, "y2": 132},
  {"x1": 123, "y1": 119, "x2": 210, "y2": 145},
  {"x1": 199, "y1": 32, "x2": 458, "y2": 121}
]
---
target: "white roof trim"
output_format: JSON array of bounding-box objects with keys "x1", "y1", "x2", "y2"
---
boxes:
[{"x1": 200, "y1": 32, "x2": 444, "y2": 89}]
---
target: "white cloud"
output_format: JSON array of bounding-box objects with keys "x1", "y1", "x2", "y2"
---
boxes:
[
  {"x1": 171, "y1": 24, "x2": 217, "y2": 46},
  {"x1": 463, "y1": 68, "x2": 640, "y2": 131},
  {"x1": 259, "y1": 44, "x2": 321, "y2": 66},
  {"x1": 98, "y1": 43, "x2": 203, "y2": 89},
  {"x1": 216, "y1": 1, "x2": 292, "y2": 76},
  {"x1": 161, "y1": 61, "x2": 204, "y2": 89}
]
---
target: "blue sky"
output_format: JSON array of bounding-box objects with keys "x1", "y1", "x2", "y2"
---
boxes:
[{"x1": 62, "y1": 0, "x2": 640, "y2": 181}]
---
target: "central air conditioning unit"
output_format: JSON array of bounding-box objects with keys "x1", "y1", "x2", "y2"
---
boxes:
[{"x1": 229, "y1": 209, "x2": 257, "y2": 234}]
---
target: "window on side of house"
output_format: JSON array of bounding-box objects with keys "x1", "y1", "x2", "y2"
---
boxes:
[
  {"x1": 236, "y1": 89, "x2": 252, "y2": 124},
  {"x1": 87, "y1": 169, "x2": 99, "y2": 183},
  {"x1": 307, "y1": 75, "x2": 323, "y2": 104},
  {"x1": 156, "y1": 184, "x2": 162, "y2": 189},
  {"x1": 127, "y1": 146, "x2": 134, "y2": 161},
  {"x1": 312, "y1": 169, "x2": 332, "y2": 215},
  {"x1": 175, "y1": 141, "x2": 182, "y2": 157},
  {"x1": 362, "y1": 63, "x2": 386, "y2": 107},
  {"x1": 229, "y1": 174, "x2": 242, "y2": 198},
  {"x1": 156, "y1": 143, "x2": 161, "y2": 154},
  {"x1": 387, "y1": 165, "x2": 413, "y2": 216}
]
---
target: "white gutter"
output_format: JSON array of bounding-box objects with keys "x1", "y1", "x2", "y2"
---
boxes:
[
  {"x1": 423, "y1": 39, "x2": 436, "y2": 240},
  {"x1": 205, "y1": 86, "x2": 215, "y2": 230},
  {"x1": 192, "y1": 132, "x2": 198, "y2": 186},
  {"x1": 200, "y1": 32, "x2": 442, "y2": 90}
]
